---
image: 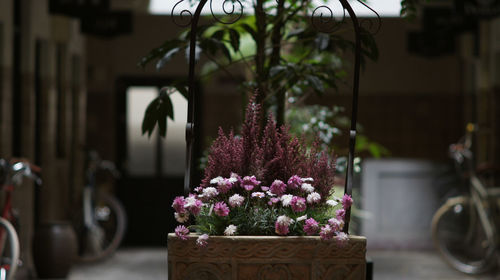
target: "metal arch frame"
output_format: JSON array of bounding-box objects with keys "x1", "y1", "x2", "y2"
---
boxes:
[{"x1": 181, "y1": 0, "x2": 367, "y2": 234}]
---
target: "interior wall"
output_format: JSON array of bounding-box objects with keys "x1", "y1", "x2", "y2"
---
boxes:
[{"x1": 0, "y1": 0, "x2": 87, "y2": 275}]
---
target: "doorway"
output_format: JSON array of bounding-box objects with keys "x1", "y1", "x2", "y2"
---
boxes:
[{"x1": 115, "y1": 77, "x2": 202, "y2": 246}]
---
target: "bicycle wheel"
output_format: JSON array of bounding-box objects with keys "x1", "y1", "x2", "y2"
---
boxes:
[
  {"x1": 431, "y1": 196, "x2": 496, "y2": 274},
  {"x1": 0, "y1": 217, "x2": 19, "y2": 280},
  {"x1": 76, "y1": 194, "x2": 127, "y2": 262}
]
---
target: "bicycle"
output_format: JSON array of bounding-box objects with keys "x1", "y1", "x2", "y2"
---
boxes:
[
  {"x1": 73, "y1": 151, "x2": 127, "y2": 262},
  {"x1": 431, "y1": 123, "x2": 500, "y2": 274},
  {"x1": 0, "y1": 158, "x2": 41, "y2": 280}
]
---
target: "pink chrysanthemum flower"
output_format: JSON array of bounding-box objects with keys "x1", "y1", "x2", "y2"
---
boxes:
[
  {"x1": 214, "y1": 202, "x2": 230, "y2": 217},
  {"x1": 175, "y1": 225, "x2": 189, "y2": 240},
  {"x1": 336, "y1": 232, "x2": 349, "y2": 248},
  {"x1": 342, "y1": 194, "x2": 353, "y2": 209},
  {"x1": 217, "y1": 178, "x2": 233, "y2": 194},
  {"x1": 303, "y1": 218, "x2": 319, "y2": 235},
  {"x1": 261, "y1": 186, "x2": 269, "y2": 191},
  {"x1": 184, "y1": 195, "x2": 202, "y2": 215},
  {"x1": 172, "y1": 196, "x2": 186, "y2": 214},
  {"x1": 270, "y1": 180, "x2": 287, "y2": 195},
  {"x1": 319, "y1": 224, "x2": 335, "y2": 241},
  {"x1": 290, "y1": 196, "x2": 307, "y2": 212},
  {"x1": 336, "y1": 208, "x2": 346, "y2": 220},
  {"x1": 228, "y1": 194, "x2": 245, "y2": 208},
  {"x1": 328, "y1": 218, "x2": 344, "y2": 232},
  {"x1": 287, "y1": 175, "x2": 302, "y2": 189},
  {"x1": 196, "y1": 234, "x2": 209, "y2": 248},
  {"x1": 275, "y1": 215, "x2": 293, "y2": 236},
  {"x1": 268, "y1": 197, "x2": 280, "y2": 206},
  {"x1": 241, "y1": 175, "x2": 261, "y2": 191}
]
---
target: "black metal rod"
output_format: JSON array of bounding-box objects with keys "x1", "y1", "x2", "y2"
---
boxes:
[
  {"x1": 184, "y1": 0, "x2": 208, "y2": 195},
  {"x1": 339, "y1": 0, "x2": 361, "y2": 234}
]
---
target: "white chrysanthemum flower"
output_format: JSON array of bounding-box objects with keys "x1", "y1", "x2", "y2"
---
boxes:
[
  {"x1": 210, "y1": 176, "x2": 224, "y2": 185},
  {"x1": 266, "y1": 191, "x2": 276, "y2": 197},
  {"x1": 276, "y1": 215, "x2": 294, "y2": 226},
  {"x1": 280, "y1": 194, "x2": 294, "y2": 207},
  {"x1": 326, "y1": 200, "x2": 338, "y2": 207},
  {"x1": 184, "y1": 196, "x2": 197, "y2": 208},
  {"x1": 224, "y1": 224, "x2": 237, "y2": 236},
  {"x1": 301, "y1": 183, "x2": 315, "y2": 193},
  {"x1": 302, "y1": 177, "x2": 314, "y2": 182},
  {"x1": 228, "y1": 173, "x2": 239, "y2": 183},
  {"x1": 251, "y1": 192, "x2": 265, "y2": 198},
  {"x1": 228, "y1": 194, "x2": 245, "y2": 207},
  {"x1": 307, "y1": 192, "x2": 321, "y2": 204},
  {"x1": 296, "y1": 215, "x2": 308, "y2": 222},
  {"x1": 174, "y1": 212, "x2": 189, "y2": 223},
  {"x1": 202, "y1": 187, "x2": 219, "y2": 198}
]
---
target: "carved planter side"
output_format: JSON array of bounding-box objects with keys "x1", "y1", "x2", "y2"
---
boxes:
[{"x1": 168, "y1": 233, "x2": 366, "y2": 280}]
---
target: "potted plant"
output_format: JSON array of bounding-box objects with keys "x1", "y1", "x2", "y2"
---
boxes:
[{"x1": 167, "y1": 96, "x2": 366, "y2": 279}]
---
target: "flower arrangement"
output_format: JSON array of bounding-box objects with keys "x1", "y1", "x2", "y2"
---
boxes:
[{"x1": 172, "y1": 97, "x2": 353, "y2": 247}]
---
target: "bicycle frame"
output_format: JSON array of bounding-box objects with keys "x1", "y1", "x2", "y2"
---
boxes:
[
  {"x1": 0, "y1": 184, "x2": 14, "y2": 271},
  {"x1": 468, "y1": 174, "x2": 499, "y2": 250}
]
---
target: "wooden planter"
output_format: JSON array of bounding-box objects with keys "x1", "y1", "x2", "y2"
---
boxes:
[{"x1": 168, "y1": 233, "x2": 366, "y2": 280}]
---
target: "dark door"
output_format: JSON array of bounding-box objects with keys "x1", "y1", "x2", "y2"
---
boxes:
[{"x1": 115, "y1": 78, "x2": 196, "y2": 246}]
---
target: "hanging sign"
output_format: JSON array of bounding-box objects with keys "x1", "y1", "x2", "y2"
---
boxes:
[
  {"x1": 455, "y1": 0, "x2": 500, "y2": 19},
  {"x1": 80, "y1": 11, "x2": 132, "y2": 38},
  {"x1": 49, "y1": 0, "x2": 110, "y2": 17}
]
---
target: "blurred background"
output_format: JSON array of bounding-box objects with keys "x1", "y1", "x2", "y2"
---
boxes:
[{"x1": 0, "y1": 0, "x2": 499, "y2": 278}]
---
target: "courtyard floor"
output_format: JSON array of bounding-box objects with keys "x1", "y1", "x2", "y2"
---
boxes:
[{"x1": 65, "y1": 248, "x2": 500, "y2": 280}]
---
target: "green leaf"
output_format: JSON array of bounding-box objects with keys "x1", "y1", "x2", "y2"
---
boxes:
[
  {"x1": 211, "y1": 29, "x2": 225, "y2": 41},
  {"x1": 228, "y1": 28, "x2": 240, "y2": 52},
  {"x1": 156, "y1": 47, "x2": 180, "y2": 71},
  {"x1": 138, "y1": 39, "x2": 184, "y2": 68},
  {"x1": 315, "y1": 33, "x2": 330, "y2": 51},
  {"x1": 240, "y1": 23, "x2": 257, "y2": 42},
  {"x1": 305, "y1": 75, "x2": 324, "y2": 94},
  {"x1": 142, "y1": 98, "x2": 160, "y2": 138}
]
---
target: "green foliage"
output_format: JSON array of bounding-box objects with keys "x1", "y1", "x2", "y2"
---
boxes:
[
  {"x1": 140, "y1": 0, "x2": 381, "y2": 137},
  {"x1": 286, "y1": 105, "x2": 390, "y2": 158}
]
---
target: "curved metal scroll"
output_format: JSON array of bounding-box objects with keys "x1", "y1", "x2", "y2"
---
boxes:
[{"x1": 181, "y1": 0, "x2": 372, "y2": 234}]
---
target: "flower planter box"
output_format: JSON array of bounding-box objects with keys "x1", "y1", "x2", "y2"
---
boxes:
[{"x1": 168, "y1": 233, "x2": 366, "y2": 280}]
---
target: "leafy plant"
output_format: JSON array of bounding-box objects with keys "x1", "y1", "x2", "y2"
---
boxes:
[{"x1": 139, "y1": 0, "x2": 380, "y2": 137}]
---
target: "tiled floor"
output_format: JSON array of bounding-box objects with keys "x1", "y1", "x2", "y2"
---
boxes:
[{"x1": 66, "y1": 248, "x2": 500, "y2": 280}]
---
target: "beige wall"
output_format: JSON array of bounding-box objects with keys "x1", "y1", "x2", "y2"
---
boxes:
[{"x1": 0, "y1": 0, "x2": 87, "y2": 276}]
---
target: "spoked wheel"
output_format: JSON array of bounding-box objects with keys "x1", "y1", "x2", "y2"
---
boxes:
[
  {"x1": 75, "y1": 194, "x2": 127, "y2": 262},
  {"x1": 431, "y1": 196, "x2": 496, "y2": 274},
  {"x1": 0, "y1": 217, "x2": 19, "y2": 280}
]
